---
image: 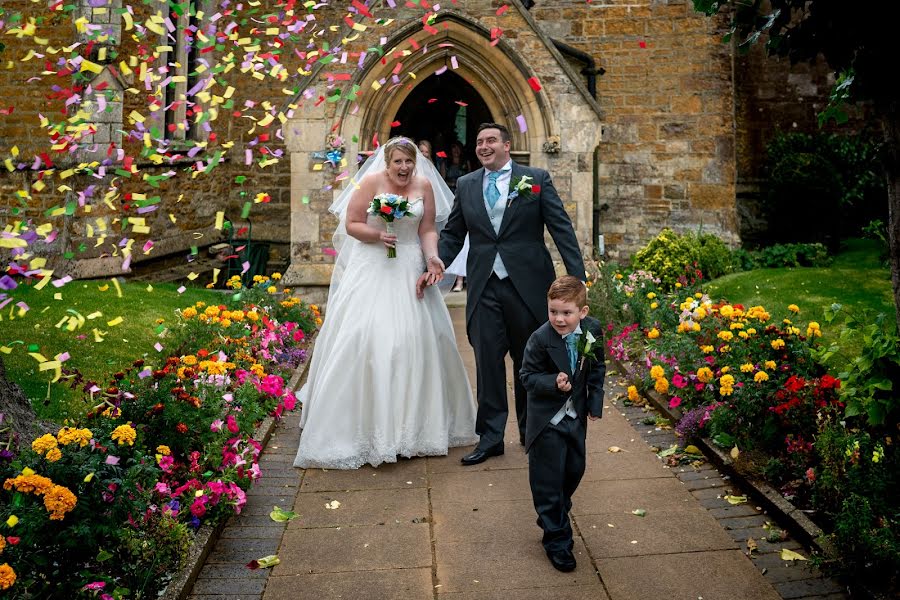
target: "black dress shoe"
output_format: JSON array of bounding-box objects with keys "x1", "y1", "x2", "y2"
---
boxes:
[
  {"x1": 460, "y1": 443, "x2": 504, "y2": 465},
  {"x1": 547, "y1": 549, "x2": 576, "y2": 572}
]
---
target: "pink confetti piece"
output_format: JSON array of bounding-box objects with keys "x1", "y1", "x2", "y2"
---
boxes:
[
  {"x1": 434, "y1": 65, "x2": 448, "y2": 75},
  {"x1": 450, "y1": 56, "x2": 459, "y2": 69},
  {"x1": 89, "y1": 385, "x2": 101, "y2": 394},
  {"x1": 177, "y1": 286, "x2": 186, "y2": 294},
  {"x1": 105, "y1": 455, "x2": 120, "y2": 465},
  {"x1": 516, "y1": 114, "x2": 527, "y2": 132},
  {"x1": 57, "y1": 352, "x2": 71, "y2": 362},
  {"x1": 241, "y1": 261, "x2": 250, "y2": 274},
  {"x1": 138, "y1": 368, "x2": 152, "y2": 379},
  {"x1": 154, "y1": 342, "x2": 164, "y2": 352}
]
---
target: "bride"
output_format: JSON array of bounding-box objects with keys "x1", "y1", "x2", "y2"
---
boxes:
[{"x1": 293, "y1": 137, "x2": 478, "y2": 469}]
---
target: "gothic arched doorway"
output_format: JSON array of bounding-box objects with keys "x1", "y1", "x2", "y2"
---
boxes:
[{"x1": 389, "y1": 71, "x2": 492, "y2": 170}]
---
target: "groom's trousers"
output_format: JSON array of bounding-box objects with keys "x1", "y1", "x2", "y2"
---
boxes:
[{"x1": 467, "y1": 274, "x2": 540, "y2": 448}]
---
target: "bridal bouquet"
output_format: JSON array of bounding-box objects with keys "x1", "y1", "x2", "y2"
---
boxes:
[{"x1": 368, "y1": 193, "x2": 412, "y2": 258}]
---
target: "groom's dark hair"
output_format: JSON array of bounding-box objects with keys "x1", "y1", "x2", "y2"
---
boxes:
[{"x1": 477, "y1": 122, "x2": 510, "y2": 143}]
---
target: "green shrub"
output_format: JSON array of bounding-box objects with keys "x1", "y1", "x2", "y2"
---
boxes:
[
  {"x1": 631, "y1": 228, "x2": 733, "y2": 290},
  {"x1": 732, "y1": 242, "x2": 831, "y2": 271},
  {"x1": 763, "y1": 131, "x2": 886, "y2": 247}
]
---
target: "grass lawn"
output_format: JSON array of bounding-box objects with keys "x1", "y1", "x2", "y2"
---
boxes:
[
  {"x1": 1, "y1": 280, "x2": 222, "y2": 420},
  {"x1": 706, "y1": 238, "x2": 896, "y2": 366}
]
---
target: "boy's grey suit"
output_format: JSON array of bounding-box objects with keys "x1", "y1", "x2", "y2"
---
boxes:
[
  {"x1": 519, "y1": 316, "x2": 606, "y2": 554},
  {"x1": 438, "y1": 162, "x2": 586, "y2": 448}
]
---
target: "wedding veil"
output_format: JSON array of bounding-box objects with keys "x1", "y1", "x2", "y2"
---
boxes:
[{"x1": 326, "y1": 137, "x2": 455, "y2": 302}]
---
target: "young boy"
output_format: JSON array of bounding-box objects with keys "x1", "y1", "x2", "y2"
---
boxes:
[{"x1": 519, "y1": 275, "x2": 606, "y2": 572}]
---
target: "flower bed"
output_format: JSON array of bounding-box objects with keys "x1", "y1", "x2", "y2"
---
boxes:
[
  {"x1": 0, "y1": 276, "x2": 319, "y2": 598},
  {"x1": 590, "y1": 262, "x2": 899, "y2": 592}
]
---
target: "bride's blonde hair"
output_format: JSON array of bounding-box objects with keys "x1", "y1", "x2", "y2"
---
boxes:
[{"x1": 384, "y1": 136, "x2": 418, "y2": 165}]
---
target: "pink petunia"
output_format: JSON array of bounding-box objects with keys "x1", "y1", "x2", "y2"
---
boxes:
[{"x1": 669, "y1": 396, "x2": 682, "y2": 409}]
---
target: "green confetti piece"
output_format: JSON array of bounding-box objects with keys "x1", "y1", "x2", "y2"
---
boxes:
[
  {"x1": 351, "y1": 135, "x2": 358, "y2": 143},
  {"x1": 241, "y1": 202, "x2": 251, "y2": 218},
  {"x1": 154, "y1": 324, "x2": 166, "y2": 334},
  {"x1": 27, "y1": 344, "x2": 39, "y2": 352},
  {"x1": 64, "y1": 251, "x2": 74, "y2": 259},
  {"x1": 190, "y1": 246, "x2": 199, "y2": 256},
  {"x1": 65, "y1": 201, "x2": 76, "y2": 216},
  {"x1": 234, "y1": 175, "x2": 247, "y2": 184},
  {"x1": 302, "y1": 196, "x2": 310, "y2": 204}
]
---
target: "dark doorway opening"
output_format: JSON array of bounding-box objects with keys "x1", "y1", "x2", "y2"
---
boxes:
[{"x1": 390, "y1": 71, "x2": 492, "y2": 183}]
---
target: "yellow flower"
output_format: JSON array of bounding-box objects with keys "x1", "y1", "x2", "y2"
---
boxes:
[
  {"x1": 111, "y1": 424, "x2": 136, "y2": 446},
  {"x1": 650, "y1": 365, "x2": 665, "y2": 380},
  {"x1": 181, "y1": 354, "x2": 198, "y2": 366},
  {"x1": 56, "y1": 427, "x2": 92, "y2": 447},
  {"x1": 654, "y1": 377, "x2": 670, "y2": 394},
  {"x1": 204, "y1": 305, "x2": 220, "y2": 317},
  {"x1": 43, "y1": 484, "x2": 77, "y2": 520},
  {"x1": 156, "y1": 445, "x2": 171, "y2": 456},
  {"x1": 696, "y1": 367, "x2": 714, "y2": 383},
  {"x1": 720, "y1": 374, "x2": 735, "y2": 387},
  {"x1": 250, "y1": 363, "x2": 265, "y2": 377},
  {"x1": 719, "y1": 385, "x2": 734, "y2": 396},
  {"x1": 771, "y1": 339, "x2": 785, "y2": 350},
  {"x1": 788, "y1": 304, "x2": 800, "y2": 313},
  {"x1": 272, "y1": 272, "x2": 282, "y2": 280},
  {"x1": 0, "y1": 563, "x2": 16, "y2": 590},
  {"x1": 783, "y1": 318, "x2": 793, "y2": 325},
  {"x1": 738, "y1": 331, "x2": 749, "y2": 339},
  {"x1": 740, "y1": 363, "x2": 755, "y2": 373},
  {"x1": 717, "y1": 331, "x2": 733, "y2": 342},
  {"x1": 646, "y1": 292, "x2": 656, "y2": 299},
  {"x1": 675, "y1": 282, "x2": 682, "y2": 288},
  {"x1": 220, "y1": 319, "x2": 232, "y2": 328},
  {"x1": 5, "y1": 516, "x2": 18, "y2": 528},
  {"x1": 31, "y1": 434, "x2": 58, "y2": 456},
  {"x1": 181, "y1": 307, "x2": 197, "y2": 318},
  {"x1": 45, "y1": 448, "x2": 62, "y2": 463},
  {"x1": 806, "y1": 322, "x2": 821, "y2": 337},
  {"x1": 746, "y1": 306, "x2": 771, "y2": 322},
  {"x1": 650, "y1": 302, "x2": 658, "y2": 310},
  {"x1": 615, "y1": 273, "x2": 623, "y2": 280},
  {"x1": 719, "y1": 305, "x2": 734, "y2": 318},
  {"x1": 701, "y1": 345, "x2": 714, "y2": 353},
  {"x1": 195, "y1": 301, "x2": 206, "y2": 308},
  {"x1": 746, "y1": 328, "x2": 757, "y2": 335},
  {"x1": 720, "y1": 366, "x2": 731, "y2": 374},
  {"x1": 647, "y1": 328, "x2": 660, "y2": 339},
  {"x1": 695, "y1": 292, "x2": 703, "y2": 299},
  {"x1": 0, "y1": 536, "x2": 4, "y2": 554},
  {"x1": 719, "y1": 345, "x2": 731, "y2": 353},
  {"x1": 267, "y1": 286, "x2": 277, "y2": 294},
  {"x1": 694, "y1": 307, "x2": 708, "y2": 320},
  {"x1": 627, "y1": 385, "x2": 639, "y2": 402},
  {"x1": 754, "y1": 371, "x2": 769, "y2": 383},
  {"x1": 765, "y1": 360, "x2": 777, "y2": 370},
  {"x1": 729, "y1": 322, "x2": 744, "y2": 330},
  {"x1": 789, "y1": 326, "x2": 801, "y2": 336},
  {"x1": 246, "y1": 310, "x2": 259, "y2": 321}
]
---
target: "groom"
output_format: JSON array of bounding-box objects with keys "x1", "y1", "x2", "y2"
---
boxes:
[{"x1": 420, "y1": 123, "x2": 586, "y2": 465}]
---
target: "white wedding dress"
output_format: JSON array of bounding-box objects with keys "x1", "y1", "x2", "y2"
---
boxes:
[{"x1": 293, "y1": 198, "x2": 478, "y2": 469}]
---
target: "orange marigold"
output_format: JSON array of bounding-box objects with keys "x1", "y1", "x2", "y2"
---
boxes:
[
  {"x1": 0, "y1": 563, "x2": 16, "y2": 590},
  {"x1": 43, "y1": 484, "x2": 77, "y2": 520}
]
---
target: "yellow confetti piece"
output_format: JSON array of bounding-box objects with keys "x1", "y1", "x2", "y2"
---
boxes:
[
  {"x1": 212, "y1": 268, "x2": 220, "y2": 285},
  {"x1": 111, "y1": 278, "x2": 123, "y2": 298},
  {"x1": 0, "y1": 237, "x2": 27, "y2": 249},
  {"x1": 214, "y1": 211, "x2": 225, "y2": 230},
  {"x1": 39, "y1": 360, "x2": 62, "y2": 382},
  {"x1": 107, "y1": 316, "x2": 123, "y2": 326},
  {"x1": 93, "y1": 328, "x2": 105, "y2": 342},
  {"x1": 86, "y1": 311, "x2": 102, "y2": 319},
  {"x1": 128, "y1": 110, "x2": 146, "y2": 124},
  {"x1": 187, "y1": 272, "x2": 199, "y2": 281},
  {"x1": 80, "y1": 60, "x2": 103, "y2": 74},
  {"x1": 29, "y1": 352, "x2": 49, "y2": 363},
  {"x1": 34, "y1": 271, "x2": 52, "y2": 290}
]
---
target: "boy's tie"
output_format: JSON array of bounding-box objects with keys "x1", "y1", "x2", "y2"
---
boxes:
[{"x1": 565, "y1": 333, "x2": 578, "y2": 373}]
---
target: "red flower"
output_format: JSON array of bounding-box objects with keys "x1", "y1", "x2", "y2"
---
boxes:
[
  {"x1": 379, "y1": 205, "x2": 393, "y2": 215},
  {"x1": 176, "y1": 423, "x2": 188, "y2": 434},
  {"x1": 197, "y1": 349, "x2": 209, "y2": 358}
]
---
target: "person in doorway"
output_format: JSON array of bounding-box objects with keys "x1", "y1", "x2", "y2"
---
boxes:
[
  {"x1": 441, "y1": 140, "x2": 472, "y2": 291},
  {"x1": 419, "y1": 123, "x2": 586, "y2": 466},
  {"x1": 519, "y1": 275, "x2": 605, "y2": 572},
  {"x1": 418, "y1": 139, "x2": 433, "y2": 162}
]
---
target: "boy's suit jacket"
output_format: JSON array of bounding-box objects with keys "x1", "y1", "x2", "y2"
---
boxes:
[{"x1": 519, "y1": 316, "x2": 606, "y2": 451}]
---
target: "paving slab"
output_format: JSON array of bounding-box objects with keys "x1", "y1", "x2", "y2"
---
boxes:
[
  {"x1": 432, "y1": 499, "x2": 536, "y2": 544},
  {"x1": 272, "y1": 523, "x2": 432, "y2": 575},
  {"x1": 575, "y1": 507, "x2": 738, "y2": 558},
  {"x1": 300, "y1": 459, "x2": 427, "y2": 492},
  {"x1": 573, "y1": 477, "x2": 697, "y2": 515},
  {"x1": 427, "y1": 443, "x2": 528, "y2": 474},
  {"x1": 583, "y1": 446, "x2": 670, "y2": 481},
  {"x1": 289, "y1": 486, "x2": 429, "y2": 528},
  {"x1": 596, "y1": 550, "x2": 782, "y2": 600},
  {"x1": 429, "y1": 468, "x2": 532, "y2": 507},
  {"x1": 437, "y1": 584, "x2": 609, "y2": 599},
  {"x1": 434, "y1": 537, "x2": 597, "y2": 593},
  {"x1": 264, "y1": 568, "x2": 433, "y2": 600}
]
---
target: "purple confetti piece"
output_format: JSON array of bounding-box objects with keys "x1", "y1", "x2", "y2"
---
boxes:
[
  {"x1": 451, "y1": 55, "x2": 459, "y2": 69},
  {"x1": 0, "y1": 275, "x2": 18, "y2": 290},
  {"x1": 241, "y1": 261, "x2": 250, "y2": 274},
  {"x1": 434, "y1": 65, "x2": 447, "y2": 75},
  {"x1": 516, "y1": 114, "x2": 527, "y2": 132},
  {"x1": 52, "y1": 276, "x2": 73, "y2": 287},
  {"x1": 57, "y1": 352, "x2": 70, "y2": 362},
  {"x1": 138, "y1": 368, "x2": 152, "y2": 379},
  {"x1": 89, "y1": 385, "x2": 101, "y2": 393}
]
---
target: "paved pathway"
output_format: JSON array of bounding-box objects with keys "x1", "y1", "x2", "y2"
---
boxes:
[{"x1": 189, "y1": 305, "x2": 846, "y2": 600}]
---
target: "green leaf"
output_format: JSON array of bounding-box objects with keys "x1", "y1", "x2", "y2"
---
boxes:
[
  {"x1": 270, "y1": 506, "x2": 299, "y2": 522},
  {"x1": 97, "y1": 549, "x2": 113, "y2": 562}
]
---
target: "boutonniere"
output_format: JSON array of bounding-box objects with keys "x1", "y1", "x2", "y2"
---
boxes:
[
  {"x1": 507, "y1": 175, "x2": 540, "y2": 207},
  {"x1": 577, "y1": 330, "x2": 599, "y2": 370}
]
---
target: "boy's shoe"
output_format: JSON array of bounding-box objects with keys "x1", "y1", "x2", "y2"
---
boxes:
[{"x1": 546, "y1": 549, "x2": 576, "y2": 572}]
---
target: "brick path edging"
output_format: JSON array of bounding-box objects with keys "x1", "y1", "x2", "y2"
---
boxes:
[{"x1": 161, "y1": 334, "x2": 317, "y2": 600}]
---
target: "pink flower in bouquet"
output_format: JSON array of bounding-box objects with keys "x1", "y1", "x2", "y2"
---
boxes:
[
  {"x1": 158, "y1": 455, "x2": 175, "y2": 473},
  {"x1": 155, "y1": 482, "x2": 171, "y2": 496},
  {"x1": 249, "y1": 463, "x2": 261, "y2": 480},
  {"x1": 283, "y1": 391, "x2": 298, "y2": 411},
  {"x1": 259, "y1": 374, "x2": 284, "y2": 397},
  {"x1": 234, "y1": 369, "x2": 250, "y2": 385},
  {"x1": 671, "y1": 373, "x2": 688, "y2": 389},
  {"x1": 190, "y1": 496, "x2": 208, "y2": 518},
  {"x1": 669, "y1": 396, "x2": 683, "y2": 409},
  {"x1": 210, "y1": 419, "x2": 224, "y2": 432}
]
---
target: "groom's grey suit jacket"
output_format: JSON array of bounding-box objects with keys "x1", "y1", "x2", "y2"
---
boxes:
[{"x1": 439, "y1": 161, "x2": 587, "y2": 327}]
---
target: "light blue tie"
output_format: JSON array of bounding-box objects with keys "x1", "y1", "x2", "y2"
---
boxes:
[
  {"x1": 565, "y1": 334, "x2": 578, "y2": 373},
  {"x1": 485, "y1": 171, "x2": 501, "y2": 209}
]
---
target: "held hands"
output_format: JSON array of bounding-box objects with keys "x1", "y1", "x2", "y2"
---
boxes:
[
  {"x1": 415, "y1": 256, "x2": 445, "y2": 300},
  {"x1": 556, "y1": 372, "x2": 572, "y2": 393}
]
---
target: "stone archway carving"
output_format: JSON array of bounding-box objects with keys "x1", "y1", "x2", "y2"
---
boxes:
[{"x1": 339, "y1": 11, "x2": 558, "y2": 166}]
